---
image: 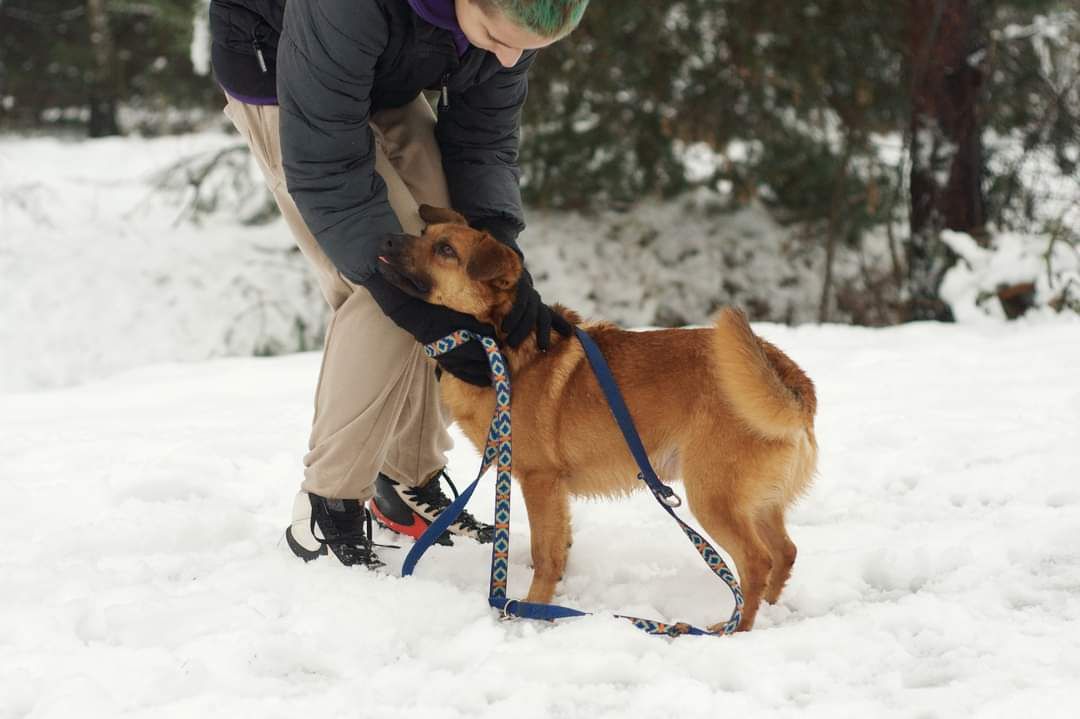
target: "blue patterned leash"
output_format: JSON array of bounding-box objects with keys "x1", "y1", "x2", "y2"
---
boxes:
[
  {"x1": 401, "y1": 330, "x2": 513, "y2": 605},
  {"x1": 402, "y1": 328, "x2": 743, "y2": 637}
]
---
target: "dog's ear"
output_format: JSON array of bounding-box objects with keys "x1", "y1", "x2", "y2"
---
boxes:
[
  {"x1": 419, "y1": 204, "x2": 469, "y2": 227},
  {"x1": 466, "y1": 236, "x2": 522, "y2": 290}
]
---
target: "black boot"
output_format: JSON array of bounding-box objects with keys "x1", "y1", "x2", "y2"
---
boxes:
[{"x1": 285, "y1": 491, "x2": 386, "y2": 568}]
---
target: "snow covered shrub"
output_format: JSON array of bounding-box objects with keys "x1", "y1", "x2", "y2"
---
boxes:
[
  {"x1": 520, "y1": 188, "x2": 899, "y2": 327},
  {"x1": 0, "y1": 134, "x2": 327, "y2": 391},
  {"x1": 149, "y1": 142, "x2": 278, "y2": 226},
  {"x1": 940, "y1": 229, "x2": 1080, "y2": 321}
]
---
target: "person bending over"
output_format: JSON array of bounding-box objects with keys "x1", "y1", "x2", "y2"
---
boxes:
[{"x1": 208, "y1": 0, "x2": 588, "y2": 567}]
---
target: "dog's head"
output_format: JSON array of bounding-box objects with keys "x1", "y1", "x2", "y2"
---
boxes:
[{"x1": 376, "y1": 205, "x2": 523, "y2": 325}]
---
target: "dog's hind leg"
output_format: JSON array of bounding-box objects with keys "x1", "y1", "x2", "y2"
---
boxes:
[
  {"x1": 519, "y1": 473, "x2": 571, "y2": 605},
  {"x1": 682, "y1": 464, "x2": 772, "y2": 632},
  {"x1": 698, "y1": 505, "x2": 772, "y2": 632},
  {"x1": 756, "y1": 505, "x2": 797, "y2": 605}
]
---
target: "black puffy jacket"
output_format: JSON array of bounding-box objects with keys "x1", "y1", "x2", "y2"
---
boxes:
[{"x1": 209, "y1": 0, "x2": 533, "y2": 283}]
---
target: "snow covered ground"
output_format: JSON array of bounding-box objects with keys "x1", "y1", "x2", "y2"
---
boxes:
[
  {"x1": 3, "y1": 319, "x2": 1079, "y2": 718},
  {"x1": 3, "y1": 130, "x2": 1079, "y2": 716}
]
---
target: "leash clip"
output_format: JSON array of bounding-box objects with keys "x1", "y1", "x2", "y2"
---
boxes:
[
  {"x1": 655, "y1": 487, "x2": 682, "y2": 508},
  {"x1": 638, "y1": 472, "x2": 683, "y2": 508}
]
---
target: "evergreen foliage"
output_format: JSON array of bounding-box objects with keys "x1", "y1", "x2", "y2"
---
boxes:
[
  {"x1": 1, "y1": 0, "x2": 1075, "y2": 320},
  {"x1": 1, "y1": 1, "x2": 217, "y2": 131}
]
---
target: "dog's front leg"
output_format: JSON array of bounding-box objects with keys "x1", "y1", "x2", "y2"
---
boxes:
[{"x1": 518, "y1": 473, "x2": 570, "y2": 605}]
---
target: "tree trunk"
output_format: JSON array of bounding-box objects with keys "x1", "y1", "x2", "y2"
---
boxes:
[
  {"x1": 86, "y1": 0, "x2": 120, "y2": 137},
  {"x1": 818, "y1": 142, "x2": 853, "y2": 324},
  {"x1": 906, "y1": 0, "x2": 986, "y2": 321}
]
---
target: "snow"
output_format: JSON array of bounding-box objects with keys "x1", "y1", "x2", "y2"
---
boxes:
[
  {"x1": 3, "y1": 127, "x2": 1080, "y2": 717},
  {"x1": 0, "y1": 133, "x2": 326, "y2": 393},
  {"x1": 191, "y1": 2, "x2": 212, "y2": 77},
  {"x1": 941, "y1": 229, "x2": 1080, "y2": 320},
  {"x1": 3, "y1": 318, "x2": 1080, "y2": 717}
]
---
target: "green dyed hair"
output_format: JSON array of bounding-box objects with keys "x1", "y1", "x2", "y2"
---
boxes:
[{"x1": 476, "y1": 0, "x2": 590, "y2": 39}]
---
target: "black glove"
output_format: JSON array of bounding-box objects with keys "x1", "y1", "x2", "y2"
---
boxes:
[
  {"x1": 502, "y1": 268, "x2": 573, "y2": 350},
  {"x1": 364, "y1": 273, "x2": 495, "y2": 387},
  {"x1": 471, "y1": 216, "x2": 572, "y2": 350},
  {"x1": 472, "y1": 216, "x2": 524, "y2": 258}
]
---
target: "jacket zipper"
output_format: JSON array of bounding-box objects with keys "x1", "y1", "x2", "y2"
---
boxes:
[
  {"x1": 439, "y1": 72, "x2": 450, "y2": 111},
  {"x1": 415, "y1": 14, "x2": 459, "y2": 111},
  {"x1": 252, "y1": 35, "x2": 268, "y2": 73}
]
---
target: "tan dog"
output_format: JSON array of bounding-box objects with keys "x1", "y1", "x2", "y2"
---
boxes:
[{"x1": 377, "y1": 205, "x2": 818, "y2": 631}]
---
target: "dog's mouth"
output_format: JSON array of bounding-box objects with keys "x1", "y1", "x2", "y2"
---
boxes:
[{"x1": 377, "y1": 256, "x2": 431, "y2": 298}]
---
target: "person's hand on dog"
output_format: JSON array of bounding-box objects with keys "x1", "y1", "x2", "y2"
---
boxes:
[
  {"x1": 502, "y1": 268, "x2": 573, "y2": 350},
  {"x1": 364, "y1": 273, "x2": 494, "y2": 387},
  {"x1": 471, "y1": 216, "x2": 570, "y2": 349}
]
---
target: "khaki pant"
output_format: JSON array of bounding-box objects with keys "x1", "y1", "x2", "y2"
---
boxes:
[{"x1": 223, "y1": 94, "x2": 453, "y2": 501}]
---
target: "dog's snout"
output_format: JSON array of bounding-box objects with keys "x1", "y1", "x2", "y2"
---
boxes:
[{"x1": 378, "y1": 232, "x2": 414, "y2": 258}]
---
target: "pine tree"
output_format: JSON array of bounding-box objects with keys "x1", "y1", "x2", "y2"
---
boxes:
[{"x1": 0, "y1": 0, "x2": 215, "y2": 134}]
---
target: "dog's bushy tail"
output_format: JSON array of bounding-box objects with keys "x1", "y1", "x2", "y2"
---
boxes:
[{"x1": 710, "y1": 308, "x2": 816, "y2": 441}]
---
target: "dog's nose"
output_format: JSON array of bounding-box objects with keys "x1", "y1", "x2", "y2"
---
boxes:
[{"x1": 380, "y1": 233, "x2": 411, "y2": 254}]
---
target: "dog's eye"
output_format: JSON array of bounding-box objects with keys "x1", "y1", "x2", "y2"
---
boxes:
[{"x1": 435, "y1": 241, "x2": 457, "y2": 260}]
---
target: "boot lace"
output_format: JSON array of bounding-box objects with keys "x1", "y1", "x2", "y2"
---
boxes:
[
  {"x1": 407, "y1": 470, "x2": 493, "y2": 538},
  {"x1": 312, "y1": 504, "x2": 396, "y2": 568}
]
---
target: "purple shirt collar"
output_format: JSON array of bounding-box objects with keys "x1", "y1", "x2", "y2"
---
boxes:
[{"x1": 407, "y1": 0, "x2": 470, "y2": 56}]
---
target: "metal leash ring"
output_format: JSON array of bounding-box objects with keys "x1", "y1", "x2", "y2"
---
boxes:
[
  {"x1": 500, "y1": 599, "x2": 521, "y2": 621},
  {"x1": 659, "y1": 490, "x2": 683, "y2": 508}
]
